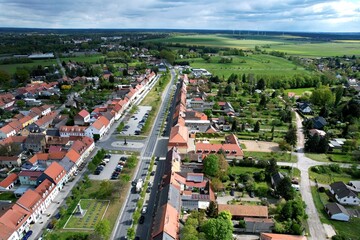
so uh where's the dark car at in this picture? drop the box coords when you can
[22,230,33,240]
[230,189,235,196]
[150,171,155,176]
[139,215,145,224]
[120,156,127,161]
[94,170,101,175]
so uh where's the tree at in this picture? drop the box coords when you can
[310,87,334,107]
[96,181,114,199]
[202,211,233,240]
[94,219,110,240]
[334,86,344,106]
[253,120,260,133]
[213,102,220,110]
[265,159,279,178]
[14,68,30,84]
[256,78,266,90]
[109,75,115,83]
[206,201,218,218]
[276,177,296,200]
[160,49,176,64]
[231,120,237,132]
[259,94,267,108]
[0,70,11,88]
[284,125,297,147]
[16,100,26,108]
[203,154,219,177]
[0,143,20,156]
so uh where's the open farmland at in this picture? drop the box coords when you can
[189,54,309,79]
[149,34,360,57]
[0,59,57,74]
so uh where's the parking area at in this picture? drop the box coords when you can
[120,106,152,136]
[89,154,128,180]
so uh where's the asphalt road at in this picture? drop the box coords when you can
[112,68,177,240]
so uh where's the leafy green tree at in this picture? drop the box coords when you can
[256,78,266,90]
[206,201,218,218]
[284,125,297,147]
[276,177,295,200]
[202,211,233,240]
[203,154,219,177]
[16,100,26,108]
[14,68,30,84]
[94,219,110,239]
[334,85,344,106]
[311,87,334,107]
[0,70,11,87]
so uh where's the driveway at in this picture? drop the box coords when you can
[89,154,126,180]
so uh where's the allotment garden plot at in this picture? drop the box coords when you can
[63,199,110,230]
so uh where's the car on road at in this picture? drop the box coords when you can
[146,186,152,193]
[150,171,155,176]
[139,215,145,224]
[142,206,147,214]
[22,230,33,240]
[148,182,152,187]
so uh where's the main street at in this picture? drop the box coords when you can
[112,68,177,240]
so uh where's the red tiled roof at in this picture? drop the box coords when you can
[0,125,15,134]
[44,162,66,184]
[218,204,268,218]
[0,204,30,234]
[18,171,43,178]
[0,173,18,188]
[260,233,307,240]
[169,125,188,145]
[152,204,179,239]
[65,149,81,164]
[16,189,41,211]
[35,111,57,127]
[35,179,55,197]
[77,109,90,118]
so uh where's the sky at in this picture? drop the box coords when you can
[0,0,359,32]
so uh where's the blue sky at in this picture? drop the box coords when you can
[0,0,359,32]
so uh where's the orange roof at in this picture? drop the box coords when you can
[19,115,32,125]
[35,179,55,197]
[152,204,179,239]
[0,124,15,134]
[16,189,41,211]
[98,116,110,126]
[77,109,90,118]
[44,162,66,184]
[218,204,268,218]
[0,204,30,233]
[91,118,104,130]
[169,125,188,145]
[260,233,307,240]
[35,111,57,127]
[59,125,87,133]
[0,173,18,188]
[28,153,48,164]
[0,222,14,240]
[65,149,81,163]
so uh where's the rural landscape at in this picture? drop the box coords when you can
[0,3,360,240]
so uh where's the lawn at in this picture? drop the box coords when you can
[0,191,17,202]
[309,167,359,184]
[311,186,360,239]
[0,59,57,74]
[64,199,109,229]
[284,87,314,95]
[189,54,309,79]
[229,166,300,178]
[305,153,354,163]
[60,55,104,63]
[244,151,296,162]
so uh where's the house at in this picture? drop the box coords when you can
[325,202,350,221]
[18,171,43,186]
[59,125,87,137]
[85,116,110,139]
[39,162,67,190]
[34,111,57,128]
[151,203,179,240]
[0,204,32,240]
[330,181,360,205]
[24,133,46,152]
[74,109,90,126]
[243,217,274,233]
[311,116,327,130]
[218,204,269,219]
[0,173,18,191]
[168,125,189,153]
[271,172,284,190]
[309,129,326,137]
[260,233,307,240]
[0,93,15,109]
[0,125,16,139]
[328,138,346,150]
[16,189,42,223]
[0,156,22,168]
[35,179,57,209]
[298,102,312,114]
[348,181,360,193]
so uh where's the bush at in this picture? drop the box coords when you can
[318,187,325,193]
[329,164,341,173]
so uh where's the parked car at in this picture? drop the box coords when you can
[139,215,145,224]
[120,156,127,161]
[150,171,155,176]
[22,230,33,240]
[142,206,147,214]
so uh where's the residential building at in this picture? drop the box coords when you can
[298,102,312,114]
[59,125,87,137]
[0,93,15,109]
[24,134,46,152]
[151,203,179,240]
[260,233,307,240]
[218,204,269,219]
[0,125,16,139]
[0,173,18,191]
[0,156,22,168]
[38,162,67,191]
[18,171,43,186]
[168,125,189,153]
[311,116,327,130]
[330,181,360,205]
[0,204,32,240]
[16,189,42,223]
[74,109,90,126]
[325,202,350,221]
[34,179,57,209]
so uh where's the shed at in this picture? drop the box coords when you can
[325,202,350,222]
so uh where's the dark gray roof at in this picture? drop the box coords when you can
[186,173,204,183]
[312,116,327,129]
[325,202,349,216]
[46,129,60,137]
[158,184,181,212]
[25,134,45,144]
[330,181,357,199]
[271,172,284,187]
[59,157,75,173]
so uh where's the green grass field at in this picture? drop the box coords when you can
[0,59,57,74]
[284,87,314,95]
[244,151,296,162]
[188,54,308,79]
[305,153,354,163]
[63,199,109,229]
[311,186,360,239]
[148,34,360,57]
[309,167,358,184]
[60,55,104,63]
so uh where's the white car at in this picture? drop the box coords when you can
[142,206,147,214]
